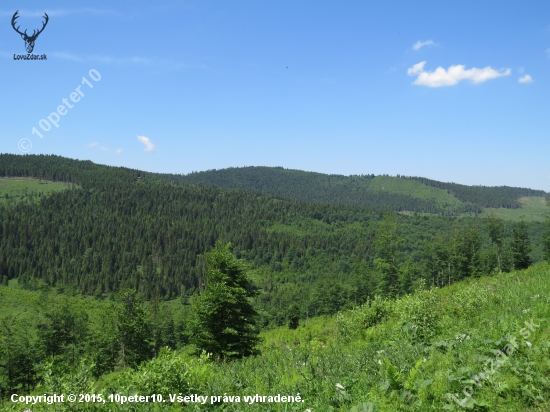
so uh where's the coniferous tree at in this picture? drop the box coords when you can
[487,214,506,272]
[374,212,403,297]
[116,289,152,368]
[190,242,260,360]
[511,218,532,270]
[287,303,300,330]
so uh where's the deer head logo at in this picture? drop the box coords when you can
[11,11,49,54]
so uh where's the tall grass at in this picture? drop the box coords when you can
[6,263,550,411]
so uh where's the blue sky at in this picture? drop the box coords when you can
[1,1,550,190]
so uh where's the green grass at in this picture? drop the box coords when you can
[368,176,465,211]
[479,196,550,222]
[7,263,550,411]
[0,177,75,205]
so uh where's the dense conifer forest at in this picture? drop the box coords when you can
[173,166,548,214]
[1,154,550,410]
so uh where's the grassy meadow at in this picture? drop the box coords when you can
[0,177,75,205]
[480,196,550,222]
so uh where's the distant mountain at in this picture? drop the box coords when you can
[155,166,548,216]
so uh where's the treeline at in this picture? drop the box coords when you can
[156,166,465,215]
[158,166,548,215]
[0,153,142,189]
[405,176,547,209]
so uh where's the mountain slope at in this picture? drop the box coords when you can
[0,154,547,322]
[10,262,549,411]
[169,166,548,216]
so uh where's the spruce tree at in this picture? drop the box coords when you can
[190,242,260,359]
[487,214,506,272]
[287,303,300,330]
[116,289,152,368]
[374,212,403,297]
[511,218,532,270]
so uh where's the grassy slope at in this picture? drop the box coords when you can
[0,177,75,205]
[202,263,550,411]
[480,196,550,222]
[368,175,464,211]
[7,263,549,411]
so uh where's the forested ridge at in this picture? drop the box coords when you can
[169,166,548,215]
[405,175,547,209]
[2,154,550,409]
[0,154,547,321]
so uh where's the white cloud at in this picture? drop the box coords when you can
[407,61,511,87]
[0,8,117,17]
[407,61,426,75]
[412,40,435,51]
[50,52,208,71]
[115,149,124,154]
[52,52,84,62]
[52,52,151,65]
[88,142,98,147]
[518,74,533,83]
[137,135,155,152]
[100,147,109,151]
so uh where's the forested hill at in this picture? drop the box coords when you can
[171,166,548,215]
[405,176,547,209]
[0,153,547,322]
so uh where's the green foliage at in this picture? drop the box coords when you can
[2,154,550,411]
[0,177,73,205]
[374,212,404,297]
[116,289,153,368]
[3,262,550,411]
[0,154,546,327]
[116,348,193,397]
[543,214,550,262]
[394,288,440,342]
[177,166,548,215]
[480,196,550,222]
[511,218,532,270]
[190,242,260,359]
[487,213,506,272]
[287,303,300,329]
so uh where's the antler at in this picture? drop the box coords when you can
[11,11,49,39]
[31,12,49,38]
[11,11,27,37]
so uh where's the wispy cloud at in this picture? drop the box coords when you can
[51,52,204,70]
[52,52,84,62]
[88,142,98,147]
[0,8,118,17]
[412,40,435,51]
[518,74,533,84]
[100,147,109,151]
[52,52,151,65]
[407,61,511,87]
[546,48,550,58]
[115,149,124,154]
[137,135,155,152]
